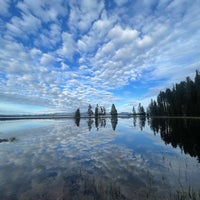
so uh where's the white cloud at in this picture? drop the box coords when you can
[76,11,116,66]
[40,53,55,66]
[0,0,10,16]
[35,23,62,50]
[17,0,68,23]
[137,35,153,48]
[6,13,41,39]
[57,32,76,60]
[108,25,139,47]
[61,62,69,70]
[68,0,104,33]
[30,48,42,58]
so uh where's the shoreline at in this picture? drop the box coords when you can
[0,115,200,120]
[149,116,200,119]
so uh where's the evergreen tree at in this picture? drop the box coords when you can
[99,106,106,115]
[147,99,158,116]
[132,106,136,115]
[103,107,106,115]
[95,104,99,117]
[138,103,145,115]
[74,108,81,126]
[195,70,200,115]
[88,104,93,117]
[147,70,200,116]
[110,104,118,116]
[75,108,80,118]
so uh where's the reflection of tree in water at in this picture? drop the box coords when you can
[87,117,94,131]
[149,118,200,162]
[74,108,81,127]
[75,117,80,127]
[95,117,99,130]
[100,118,106,128]
[111,116,118,131]
[132,116,146,130]
[133,116,137,127]
[74,117,107,131]
[139,116,146,130]
[0,137,16,143]
[95,117,106,131]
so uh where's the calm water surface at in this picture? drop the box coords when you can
[0,117,200,200]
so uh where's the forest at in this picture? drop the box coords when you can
[147,70,200,116]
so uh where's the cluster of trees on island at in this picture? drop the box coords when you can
[75,104,118,119]
[75,103,146,118]
[74,70,200,119]
[74,104,119,129]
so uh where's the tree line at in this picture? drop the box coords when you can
[147,70,200,116]
[75,103,147,119]
[75,70,200,118]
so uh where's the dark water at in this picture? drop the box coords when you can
[0,117,200,200]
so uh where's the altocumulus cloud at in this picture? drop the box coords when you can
[0,0,200,114]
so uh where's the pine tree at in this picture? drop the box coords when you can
[95,104,99,117]
[147,70,200,116]
[132,106,136,115]
[110,104,118,116]
[138,103,145,115]
[75,108,80,118]
[88,104,93,117]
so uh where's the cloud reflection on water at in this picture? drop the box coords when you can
[0,118,200,199]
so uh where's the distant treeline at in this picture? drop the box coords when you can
[147,70,200,116]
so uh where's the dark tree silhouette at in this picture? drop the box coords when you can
[99,106,106,115]
[147,70,200,116]
[110,104,118,116]
[149,118,200,162]
[74,108,80,126]
[138,103,145,115]
[95,104,99,118]
[87,118,93,131]
[75,108,80,118]
[87,104,93,117]
[132,106,136,115]
[111,116,118,131]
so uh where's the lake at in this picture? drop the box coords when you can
[0,117,200,200]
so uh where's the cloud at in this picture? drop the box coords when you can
[57,32,76,60]
[40,53,55,66]
[17,0,68,23]
[137,35,153,48]
[68,0,104,33]
[6,13,41,40]
[0,0,200,114]
[0,0,10,16]
[108,25,139,46]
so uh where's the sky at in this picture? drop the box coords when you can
[0,0,200,115]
